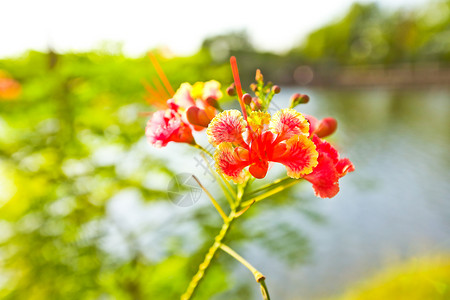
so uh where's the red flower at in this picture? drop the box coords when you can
[207,109,318,183]
[172,81,222,130]
[145,106,195,148]
[303,135,354,198]
[145,81,223,148]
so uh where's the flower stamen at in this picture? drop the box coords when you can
[230,56,248,122]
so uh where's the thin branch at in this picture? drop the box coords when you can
[240,179,299,207]
[199,152,236,208]
[219,243,270,300]
[192,175,228,222]
[245,176,292,197]
[235,200,255,218]
[192,144,213,158]
[180,180,248,300]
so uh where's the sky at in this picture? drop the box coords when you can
[1,0,429,58]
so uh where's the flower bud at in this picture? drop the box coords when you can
[250,97,262,110]
[242,93,252,105]
[205,96,220,109]
[186,106,211,128]
[255,69,263,82]
[271,85,281,94]
[315,117,337,138]
[289,93,310,108]
[226,84,236,96]
[250,83,257,92]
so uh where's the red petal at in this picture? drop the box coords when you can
[312,135,339,163]
[336,158,355,177]
[207,110,247,147]
[214,143,250,183]
[305,115,319,137]
[269,109,310,141]
[249,160,269,179]
[145,109,194,147]
[305,136,354,198]
[272,135,318,179]
[304,155,340,198]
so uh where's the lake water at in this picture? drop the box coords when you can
[105,87,450,299]
[244,87,450,299]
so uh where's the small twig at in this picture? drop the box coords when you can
[235,200,255,218]
[181,180,249,300]
[199,152,236,208]
[192,144,213,158]
[219,243,270,300]
[245,176,292,197]
[259,279,271,300]
[192,175,228,222]
[241,179,299,207]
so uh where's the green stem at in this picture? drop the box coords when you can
[219,244,265,282]
[219,244,270,300]
[241,179,299,207]
[181,183,246,300]
[192,144,213,158]
[199,153,236,208]
[192,175,228,222]
[245,176,292,198]
[181,212,236,300]
[259,280,271,300]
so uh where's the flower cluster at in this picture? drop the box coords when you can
[207,109,318,183]
[145,80,222,147]
[145,57,354,198]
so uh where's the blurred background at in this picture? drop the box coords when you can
[1,0,449,299]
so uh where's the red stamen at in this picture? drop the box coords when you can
[152,77,170,99]
[230,56,248,121]
[148,52,175,96]
[142,79,166,108]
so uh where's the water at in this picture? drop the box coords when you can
[105,87,450,299]
[246,87,450,299]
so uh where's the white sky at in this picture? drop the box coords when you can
[1,0,429,58]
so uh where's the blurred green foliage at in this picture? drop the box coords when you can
[0,50,234,299]
[200,1,450,85]
[295,1,450,65]
[0,48,317,299]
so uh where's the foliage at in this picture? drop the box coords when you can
[294,0,450,66]
[331,255,450,300]
[0,51,321,299]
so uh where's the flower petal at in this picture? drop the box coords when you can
[312,135,339,163]
[304,136,355,198]
[214,143,250,183]
[304,155,340,198]
[202,80,223,100]
[336,158,355,178]
[305,115,318,137]
[272,134,318,179]
[173,83,195,109]
[249,160,269,179]
[269,108,310,141]
[145,110,194,148]
[207,110,247,146]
